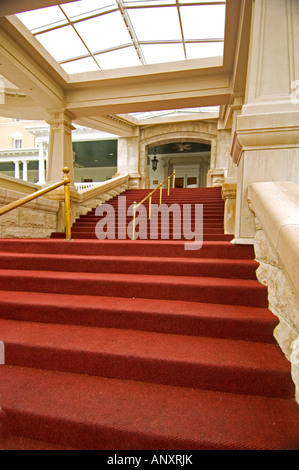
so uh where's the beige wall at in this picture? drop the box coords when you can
[0,117,44,149]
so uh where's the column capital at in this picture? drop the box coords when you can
[46,109,76,130]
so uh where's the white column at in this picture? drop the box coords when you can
[22,160,28,181]
[14,160,20,179]
[37,142,45,185]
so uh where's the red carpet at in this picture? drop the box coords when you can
[0,187,298,450]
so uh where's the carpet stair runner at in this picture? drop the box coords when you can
[0,187,298,450]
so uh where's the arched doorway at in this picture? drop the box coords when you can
[147,141,211,188]
[139,121,218,189]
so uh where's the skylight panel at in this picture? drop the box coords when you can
[128,6,182,41]
[16,6,68,33]
[95,47,142,69]
[130,111,155,119]
[185,41,223,59]
[61,57,99,74]
[61,0,118,21]
[130,106,220,119]
[124,0,175,5]
[36,25,89,62]
[74,10,132,52]
[179,0,224,3]
[141,44,185,64]
[180,4,225,40]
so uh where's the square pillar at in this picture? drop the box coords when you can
[117,135,141,188]
[46,110,76,188]
[231,0,299,242]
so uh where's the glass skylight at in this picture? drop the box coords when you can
[141,44,185,64]
[16,0,226,73]
[180,5,225,39]
[15,5,68,33]
[60,0,118,21]
[95,46,142,70]
[36,25,90,62]
[130,106,220,119]
[128,7,182,41]
[75,10,132,53]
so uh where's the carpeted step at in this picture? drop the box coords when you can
[51,232,233,241]
[0,435,75,450]
[0,290,277,343]
[77,210,225,217]
[0,269,268,307]
[0,239,256,259]
[0,365,298,450]
[0,318,293,398]
[0,252,259,279]
[71,224,226,233]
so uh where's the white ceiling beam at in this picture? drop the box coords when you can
[0,18,65,110]
[66,73,232,116]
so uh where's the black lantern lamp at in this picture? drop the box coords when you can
[151,149,159,171]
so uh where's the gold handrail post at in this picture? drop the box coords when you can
[173,169,176,189]
[159,186,162,205]
[149,194,152,219]
[62,167,72,241]
[132,201,137,240]
[167,177,170,196]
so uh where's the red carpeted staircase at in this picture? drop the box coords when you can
[0,187,298,450]
[52,187,234,241]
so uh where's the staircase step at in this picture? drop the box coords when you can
[0,253,258,279]
[0,318,293,398]
[0,239,255,259]
[0,435,74,450]
[0,365,298,450]
[51,232,233,241]
[71,224,226,233]
[0,269,268,307]
[0,290,277,343]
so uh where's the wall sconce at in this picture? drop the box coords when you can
[151,149,158,171]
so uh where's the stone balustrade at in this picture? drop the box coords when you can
[248,181,299,403]
[0,186,59,238]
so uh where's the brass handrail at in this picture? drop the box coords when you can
[132,169,176,240]
[0,167,72,241]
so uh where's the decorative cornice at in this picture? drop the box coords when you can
[107,114,136,129]
[0,148,38,159]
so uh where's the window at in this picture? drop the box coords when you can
[14,139,22,149]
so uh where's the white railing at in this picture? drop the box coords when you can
[74,182,103,191]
